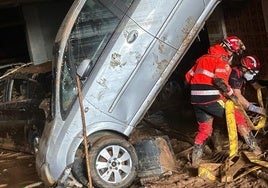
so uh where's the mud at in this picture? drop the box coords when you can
[129,116,268,188]
[0,150,41,188]
[1,108,268,188]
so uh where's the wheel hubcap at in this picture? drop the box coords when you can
[96,145,132,184]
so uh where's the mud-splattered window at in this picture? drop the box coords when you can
[60,0,133,117]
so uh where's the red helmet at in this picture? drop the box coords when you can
[222,36,246,55]
[241,55,261,71]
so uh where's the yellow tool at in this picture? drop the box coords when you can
[222,87,268,182]
[198,88,267,182]
[253,88,266,130]
[225,100,238,157]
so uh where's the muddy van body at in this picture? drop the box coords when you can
[36,0,221,187]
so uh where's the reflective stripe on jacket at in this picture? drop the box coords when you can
[185,44,232,104]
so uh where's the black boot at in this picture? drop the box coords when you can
[192,144,204,167]
[243,132,262,155]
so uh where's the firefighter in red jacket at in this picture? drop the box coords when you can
[185,36,246,167]
[229,55,266,153]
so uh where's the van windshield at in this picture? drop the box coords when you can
[60,0,133,117]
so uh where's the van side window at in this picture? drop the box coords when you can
[60,63,77,112]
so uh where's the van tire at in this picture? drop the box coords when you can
[90,136,138,188]
[72,132,122,185]
[72,133,138,188]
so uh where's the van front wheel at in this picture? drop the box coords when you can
[90,136,138,188]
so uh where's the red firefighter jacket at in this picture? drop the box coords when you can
[185,44,232,104]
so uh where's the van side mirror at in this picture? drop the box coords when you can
[76,59,92,79]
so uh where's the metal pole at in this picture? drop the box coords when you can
[76,76,92,188]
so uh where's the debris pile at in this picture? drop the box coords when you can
[128,108,268,188]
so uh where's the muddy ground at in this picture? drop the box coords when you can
[1,107,268,188]
[0,150,41,188]
[128,109,268,188]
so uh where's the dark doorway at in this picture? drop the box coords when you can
[0,7,29,64]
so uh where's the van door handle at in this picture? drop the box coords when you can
[126,30,138,43]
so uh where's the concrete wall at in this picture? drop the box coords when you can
[23,1,71,64]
